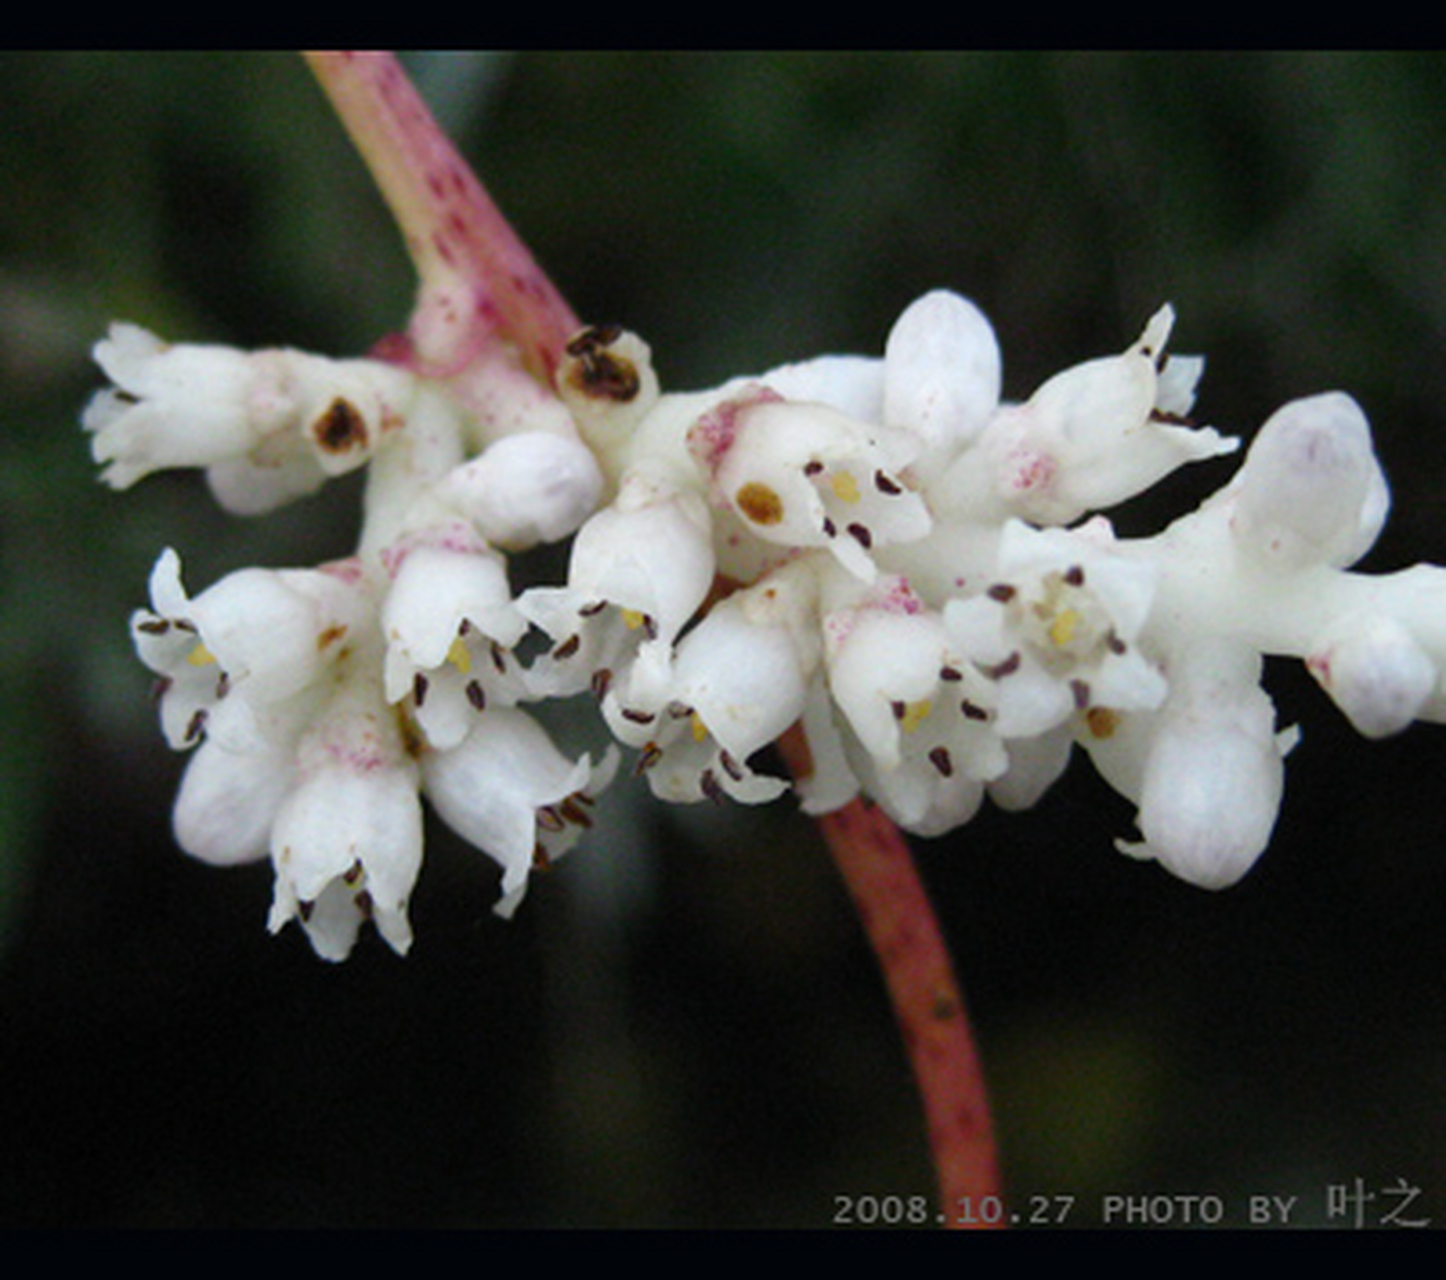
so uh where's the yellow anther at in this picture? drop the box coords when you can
[1048,608,1080,648]
[899,700,932,733]
[621,608,647,631]
[830,470,862,504]
[691,712,709,743]
[186,642,217,667]
[447,635,473,674]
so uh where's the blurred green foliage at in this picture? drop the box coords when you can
[2,50,1446,1228]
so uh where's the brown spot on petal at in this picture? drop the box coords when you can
[313,397,368,454]
[735,481,785,526]
[1086,706,1120,739]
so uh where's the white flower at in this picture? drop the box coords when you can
[131,547,369,750]
[432,429,604,551]
[883,288,1002,469]
[1305,612,1439,739]
[944,518,1167,738]
[379,523,530,751]
[687,388,932,579]
[1103,638,1293,891]
[942,305,1236,525]
[83,322,420,513]
[421,707,619,918]
[606,562,821,805]
[266,694,425,961]
[518,477,716,703]
[1223,391,1390,571]
[815,567,1007,834]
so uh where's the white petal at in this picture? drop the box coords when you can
[987,726,1074,812]
[883,289,1001,459]
[564,493,716,641]
[437,430,604,550]
[1228,391,1390,570]
[1307,613,1438,738]
[422,708,612,917]
[1121,639,1285,890]
[269,751,424,959]
[172,735,293,867]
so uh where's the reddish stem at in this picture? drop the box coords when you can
[304,51,579,382]
[780,732,1003,1226]
[304,48,1003,1226]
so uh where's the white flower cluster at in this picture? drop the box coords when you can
[86,291,1446,957]
[87,323,616,959]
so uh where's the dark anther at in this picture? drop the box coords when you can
[563,324,641,402]
[983,651,1022,680]
[700,768,725,804]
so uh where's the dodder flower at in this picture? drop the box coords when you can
[96,277,1446,951]
[107,320,621,958]
[85,322,419,514]
[542,289,1446,896]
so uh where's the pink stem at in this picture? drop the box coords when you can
[782,732,1004,1225]
[304,50,579,382]
[305,48,1004,1226]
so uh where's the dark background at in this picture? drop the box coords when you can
[2,50,1445,1229]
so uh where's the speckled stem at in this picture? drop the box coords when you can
[778,729,1003,1227]
[308,48,1003,1224]
[304,51,579,383]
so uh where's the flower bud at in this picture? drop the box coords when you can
[1307,613,1438,738]
[1122,639,1287,891]
[1229,391,1390,570]
[435,430,604,550]
[883,289,1002,463]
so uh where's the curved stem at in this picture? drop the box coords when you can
[304,51,579,381]
[829,803,1004,1224]
[304,48,1004,1228]
[779,732,1004,1226]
